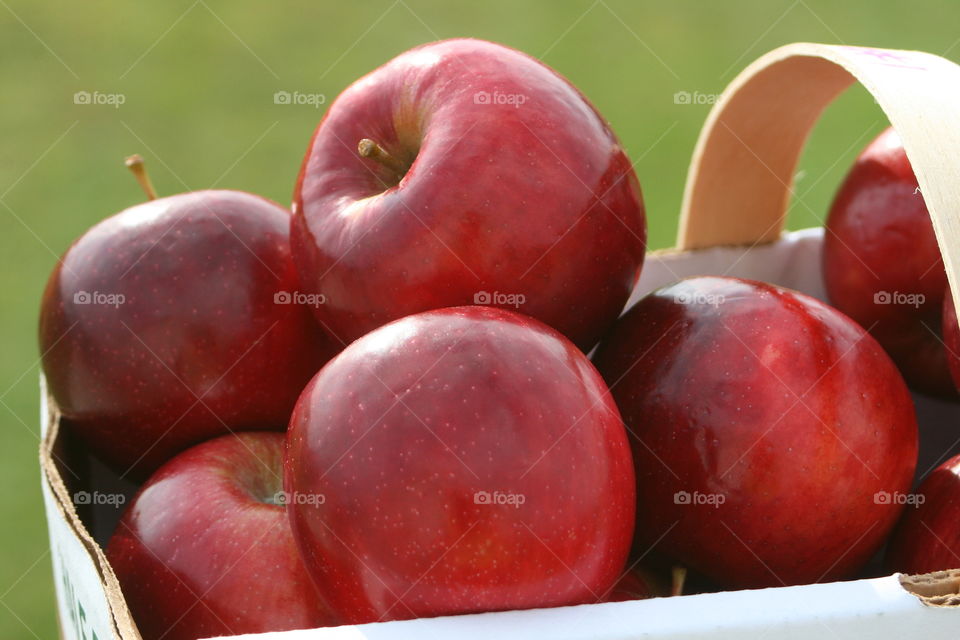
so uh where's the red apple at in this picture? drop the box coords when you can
[592,276,918,589]
[106,432,336,640]
[823,126,951,396]
[39,158,335,477]
[886,453,960,574]
[284,306,635,623]
[292,38,646,352]
[943,287,960,391]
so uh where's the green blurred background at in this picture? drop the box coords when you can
[2,1,958,636]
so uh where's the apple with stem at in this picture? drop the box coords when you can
[39,156,336,478]
[823,127,952,397]
[592,276,918,589]
[292,38,646,352]
[284,306,636,623]
[106,432,336,640]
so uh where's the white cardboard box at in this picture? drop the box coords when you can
[40,227,960,640]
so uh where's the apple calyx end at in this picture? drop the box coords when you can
[124,154,158,201]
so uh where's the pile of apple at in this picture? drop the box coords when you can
[35,38,960,640]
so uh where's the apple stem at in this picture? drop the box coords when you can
[357,138,407,177]
[671,566,687,597]
[124,154,158,201]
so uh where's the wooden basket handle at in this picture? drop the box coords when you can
[677,42,960,299]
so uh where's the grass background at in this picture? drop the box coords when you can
[2,1,959,637]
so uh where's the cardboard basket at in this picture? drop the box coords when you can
[40,42,960,639]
